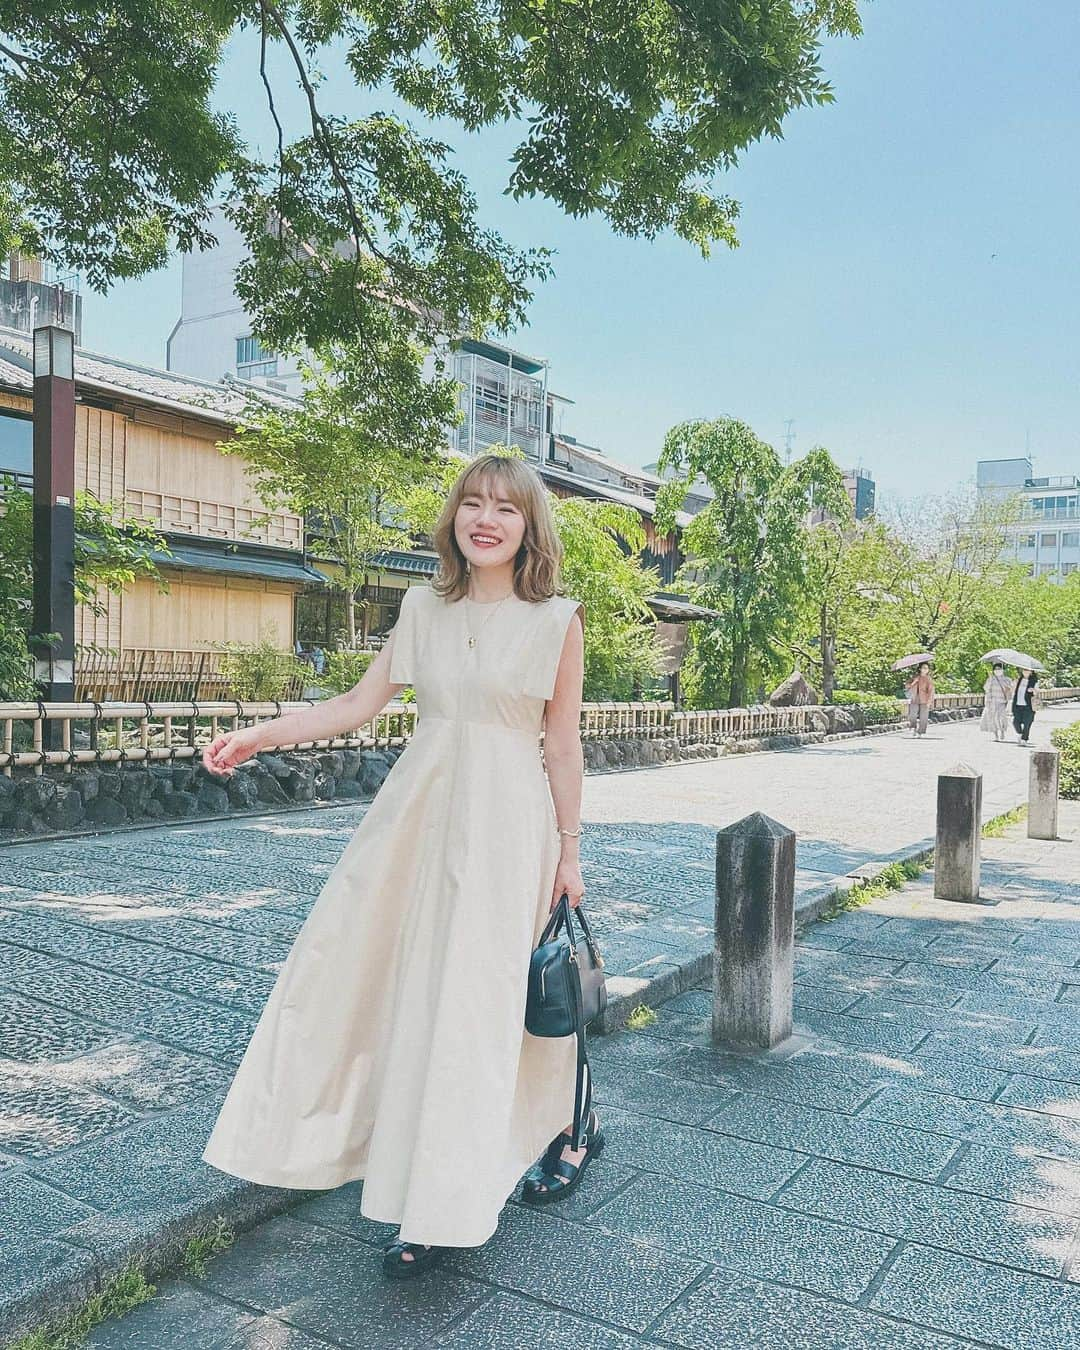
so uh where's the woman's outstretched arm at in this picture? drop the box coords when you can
[202,640,406,777]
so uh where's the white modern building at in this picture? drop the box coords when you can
[167,210,305,397]
[977,457,1080,579]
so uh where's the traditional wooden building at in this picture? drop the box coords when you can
[0,327,325,695]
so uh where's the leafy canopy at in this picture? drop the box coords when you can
[0,3,863,373]
[223,347,459,642]
[654,416,848,706]
[551,494,664,701]
[0,479,168,697]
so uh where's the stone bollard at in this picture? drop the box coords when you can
[714,812,795,1049]
[934,763,982,901]
[1028,748,1060,841]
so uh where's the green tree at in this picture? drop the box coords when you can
[790,516,899,702]
[551,495,664,700]
[935,566,1080,692]
[884,490,1022,658]
[826,492,1036,696]
[0,479,168,697]
[216,628,307,699]
[224,350,458,645]
[654,420,848,707]
[0,4,863,457]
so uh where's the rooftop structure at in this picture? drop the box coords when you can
[977,456,1080,581]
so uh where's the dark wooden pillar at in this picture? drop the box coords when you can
[31,326,77,738]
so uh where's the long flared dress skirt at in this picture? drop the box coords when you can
[202,716,578,1249]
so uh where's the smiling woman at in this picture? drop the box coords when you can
[201,453,600,1280]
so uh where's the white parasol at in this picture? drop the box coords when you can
[980,649,1045,672]
[891,652,934,672]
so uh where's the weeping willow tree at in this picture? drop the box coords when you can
[551,496,664,701]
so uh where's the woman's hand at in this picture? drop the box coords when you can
[202,725,265,778]
[551,856,585,910]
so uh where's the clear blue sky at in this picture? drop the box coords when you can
[84,0,1080,505]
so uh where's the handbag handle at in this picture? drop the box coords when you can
[538,893,603,968]
[534,893,600,1151]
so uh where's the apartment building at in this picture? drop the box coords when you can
[977,457,1080,580]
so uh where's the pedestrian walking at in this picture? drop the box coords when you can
[311,644,326,677]
[1012,668,1039,745]
[200,454,599,1279]
[905,662,934,736]
[981,663,1012,741]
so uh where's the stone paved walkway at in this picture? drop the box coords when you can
[1,706,1077,1343]
[79,801,1080,1349]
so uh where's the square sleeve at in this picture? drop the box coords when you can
[521,597,584,702]
[387,586,424,685]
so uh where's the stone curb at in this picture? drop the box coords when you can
[595,757,1047,1039]
[594,837,941,1036]
[1,1179,310,1348]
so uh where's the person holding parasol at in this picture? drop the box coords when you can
[981,649,1046,747]
[892,652,935,737]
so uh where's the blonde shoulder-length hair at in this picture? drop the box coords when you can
[432,454,563,603]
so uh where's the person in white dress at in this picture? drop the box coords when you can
[980,663,1012,741]
[200,454,601,1278]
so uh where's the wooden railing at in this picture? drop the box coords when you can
[3,690,1078,777]
[671,706,817,744]
[76,648,307,703]
[124,488,303,549]
[932,693,985,710]
[0,700,416,776]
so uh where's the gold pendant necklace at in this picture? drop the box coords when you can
[463,591,511,648]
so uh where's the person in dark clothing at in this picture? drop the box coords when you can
[1012,669,1039,745]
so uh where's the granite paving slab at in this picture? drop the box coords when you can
[776,1156,1079,1275]
[433,1293,645,1349]
[445,1203,706,1332]
[649,1269,974,1350]
[943,1144,1080,1217]
[705,1093,961,1181]
[914,1032,1080,1086]
[83,1279,260,1349]
[862,1085,1080,1160]
[192,1216,492,1348]
[586,1172,898,1302]
[870,1244,1080,1349]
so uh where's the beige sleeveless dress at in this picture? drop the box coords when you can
[203,585,582,1248]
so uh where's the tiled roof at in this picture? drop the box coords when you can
[539,462,692,529]
[0,327,299,426]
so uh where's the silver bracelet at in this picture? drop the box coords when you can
[559,827,582,838]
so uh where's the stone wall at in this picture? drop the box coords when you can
[0,747,404,840]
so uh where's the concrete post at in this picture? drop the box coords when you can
[1028,748,1060,841]
[934,763,982,901]
[714,812,795,1049]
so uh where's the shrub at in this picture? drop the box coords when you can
[215,633,307,701]
[1051,721,1080,799]
[833,689,906,725]
[320,648,377,696]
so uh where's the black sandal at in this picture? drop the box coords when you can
[520,1110,604,1206]
[382,1239,443,1280]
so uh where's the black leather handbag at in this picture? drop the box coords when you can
[525,894,606,1150]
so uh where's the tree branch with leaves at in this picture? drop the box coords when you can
[655,421,848,707]
[223,347,458,644]
[0,3,863,461]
